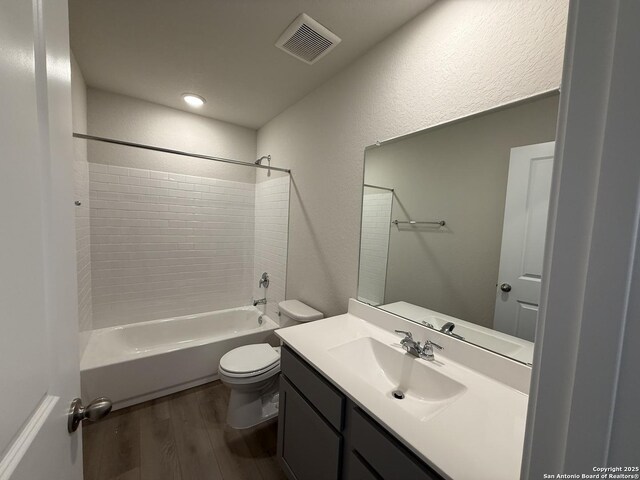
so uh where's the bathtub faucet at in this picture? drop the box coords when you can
[253,298,267,306]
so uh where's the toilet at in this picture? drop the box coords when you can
[218,300,323,429]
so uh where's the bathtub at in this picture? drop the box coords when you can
[80,306,279,410]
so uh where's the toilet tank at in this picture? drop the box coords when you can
[278,300,323,328]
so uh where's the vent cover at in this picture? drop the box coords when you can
[275,13,341,65]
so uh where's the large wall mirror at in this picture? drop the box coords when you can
[358,92,559,364]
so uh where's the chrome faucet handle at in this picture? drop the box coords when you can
[394,330,415,347]
[394,329,413,339]
[421,340,444,361]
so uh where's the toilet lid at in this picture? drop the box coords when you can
[219,343,280,375]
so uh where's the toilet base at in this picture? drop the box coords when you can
[224,375,280,429]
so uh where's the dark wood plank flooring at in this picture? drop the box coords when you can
[83,381,287,480]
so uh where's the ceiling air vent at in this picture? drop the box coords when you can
[275,13,341,65]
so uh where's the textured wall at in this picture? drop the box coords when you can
[257,0,568,317]
[253,174,291,322]
[357,189,393,305]
[71,53,93,353]
[89,163,256,328]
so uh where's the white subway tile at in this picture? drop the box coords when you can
[128,168,150,178]
[87,168,292,328]
[108,165,130,176]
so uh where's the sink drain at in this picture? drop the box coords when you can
[391,390,405,400]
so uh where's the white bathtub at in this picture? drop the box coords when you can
[80,306,279,410]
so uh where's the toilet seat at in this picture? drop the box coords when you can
[219,363,280,386]
[219,343,280,378]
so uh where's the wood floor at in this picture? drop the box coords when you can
[82,381,287,480]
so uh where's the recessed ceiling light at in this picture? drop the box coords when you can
[182,93,205,107]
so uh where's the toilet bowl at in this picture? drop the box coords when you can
[219,300,323,429]
[219,343,281,429]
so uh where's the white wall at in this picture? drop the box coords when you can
[257,0,568,317]
[87,88,257,183]
[71,53,93,353]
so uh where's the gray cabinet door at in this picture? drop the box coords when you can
[278,376,342,480]
[281,346,345,430]
[347,452,382,480]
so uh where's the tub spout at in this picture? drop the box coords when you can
[253,298,267,306]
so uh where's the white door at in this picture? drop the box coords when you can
[0,0,83,478]
[493,142,555,342]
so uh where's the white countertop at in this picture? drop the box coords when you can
[276,306,529,480]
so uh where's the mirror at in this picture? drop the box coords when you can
[358,92,559,364]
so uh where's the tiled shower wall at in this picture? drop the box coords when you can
[357,190,393,305]
[71,54,93,347]
[253,175,290,321]
[89,163,258,328]
[74,147,93,332]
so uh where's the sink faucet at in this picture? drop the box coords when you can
[253,298,267,306]
[394,330,443,361]
[395,330,422,357]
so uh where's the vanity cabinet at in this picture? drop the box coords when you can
[278,346,444,480]
[278,376,342,480]
[347,406,440,480]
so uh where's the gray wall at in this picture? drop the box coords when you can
[365,95,559,328]
[257,0,568,318]
[87,88,257,183]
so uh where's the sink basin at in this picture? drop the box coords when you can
[328,337,466,421]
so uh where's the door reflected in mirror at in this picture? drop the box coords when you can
[358,92,560,364]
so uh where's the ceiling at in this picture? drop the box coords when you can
[68,0,434,129]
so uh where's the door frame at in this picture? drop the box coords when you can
[523,0,640,475]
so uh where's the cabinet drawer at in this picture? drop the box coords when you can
[351,407,442,480]
[278,376,342,480]
[281,345,344,430]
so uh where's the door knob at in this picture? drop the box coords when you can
[67,397,112,433]
[500,283,512,293]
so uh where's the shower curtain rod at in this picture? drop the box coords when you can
[364,183,394,192]
[72,133,291,174]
